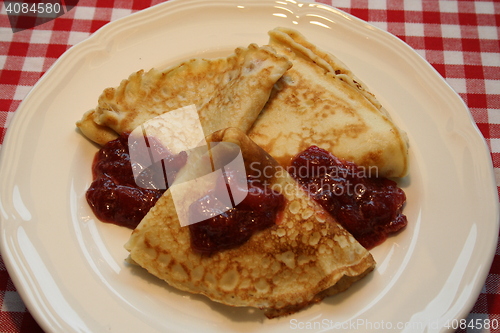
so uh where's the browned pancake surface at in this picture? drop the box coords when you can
[77,44,291,145]
[125,128,375,318]
[248,27,409,177]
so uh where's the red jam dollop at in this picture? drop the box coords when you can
[86,132,187,229]
[188,173,285,255]
[289,146,407,249]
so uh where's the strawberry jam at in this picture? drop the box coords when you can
[289,146,407,249]
[86,132,186,229]
[188,174,285,255]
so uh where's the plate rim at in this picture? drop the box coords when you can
[1,0,498,332]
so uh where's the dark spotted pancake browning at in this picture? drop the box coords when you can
[76,44,291,145]
[125,128,375,318]
[248,27,409,177]
[76,27,414,319]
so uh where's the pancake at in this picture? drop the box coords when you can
[124,127,375,318]
[77,43,292,145]
[248,27,409,178]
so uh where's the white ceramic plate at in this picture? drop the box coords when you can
[1,0,498,332]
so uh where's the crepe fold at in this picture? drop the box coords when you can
[76,43,292,145]
[248,27,409,178]
[124,127,375,318]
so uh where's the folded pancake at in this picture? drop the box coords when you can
[248,27,409,178]
[77,44,292,145]
[125,127,375,318]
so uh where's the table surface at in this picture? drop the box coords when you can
[1,0,499,332]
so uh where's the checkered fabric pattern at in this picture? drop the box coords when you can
[0,0,499,332]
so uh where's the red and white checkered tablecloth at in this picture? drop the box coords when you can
[0,0,499,332]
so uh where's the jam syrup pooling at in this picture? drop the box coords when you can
[87,137,406,251]
[188,171,286,255]
[86,133,186,229]
[289,145,407,249]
